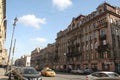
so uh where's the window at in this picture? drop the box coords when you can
[103,40,106,45]
[110,18,113,23]
[99,73,108,77]
[79,21,82,25]
[91,44,93,49]
[87,26,89,32]
[90,33,93,40]
[94,42,98,49]
[85,26,87,32]
[92,73,100,77]
[86,35,88,41]
[93,23,96,29]
[91,53,94,60]
[94,31,97,39]
[81,36,84,42]
[100,29,106,36]
[116,29,118,36]
[86,43,88,51]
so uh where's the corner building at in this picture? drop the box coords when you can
[56,3,120,72]
[0,0,7,67]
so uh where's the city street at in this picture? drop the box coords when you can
[42,72,86,80]
[0,68,86,80]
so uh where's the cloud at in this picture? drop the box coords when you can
[52,0,72,11]
[31,37,47,43]
[19,14,46,29]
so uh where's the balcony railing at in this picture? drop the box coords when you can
[97,43,111,53]
[66,51,82,57]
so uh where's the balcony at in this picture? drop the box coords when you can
[100,35,106,40]
[67,51,82,57]
[97,43,111,53]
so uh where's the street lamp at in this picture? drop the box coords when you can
[7,17,18,67]
[11,38,16,66]
[7,17,18,80]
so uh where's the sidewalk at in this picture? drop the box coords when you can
[0,68,8,80]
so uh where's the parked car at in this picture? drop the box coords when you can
[86,71,120,80]
[71,69,84,74]
[41,67,56,77]
[83,68,93,74]
[12,67,42,80]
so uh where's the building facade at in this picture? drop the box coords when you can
[15,55,31,67]
[31,48,40,69]
[0,0,7,67]
[55,2,120,72]
[30,2,120,72]
[31,44,56,70]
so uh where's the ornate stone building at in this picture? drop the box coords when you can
[55,29,68,70]
[30,2,120,72]
[15,55,31,67]
[31,48,40,69]
[31,44,55,70]
[55,2,120,72]
[0,0,7,67]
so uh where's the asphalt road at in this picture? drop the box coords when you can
[0,68,86,80]
[42,72,86,80]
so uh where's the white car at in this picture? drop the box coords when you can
[71,69,84,74]
[86,71,120,80]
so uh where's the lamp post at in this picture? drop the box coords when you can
[11,39,16,66]
[7,17,18,67]
[7,17,18,80]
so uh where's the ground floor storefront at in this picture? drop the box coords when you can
[53,60,120,73]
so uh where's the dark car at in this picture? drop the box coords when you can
[83,68,93,74]
[12,67,42,80]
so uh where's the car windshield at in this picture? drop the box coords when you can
[23,68,38,74]
[107,73,119,77]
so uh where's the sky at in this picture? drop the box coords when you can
[5,0,120,60]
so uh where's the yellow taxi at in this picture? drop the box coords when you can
[41,67,56,77]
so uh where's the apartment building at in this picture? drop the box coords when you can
[31,48,40,69]
[31,44,56,70]
[0,0,7,67]
[56,2,120,72]
[30,2,120,72]
[15,55,31,67]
